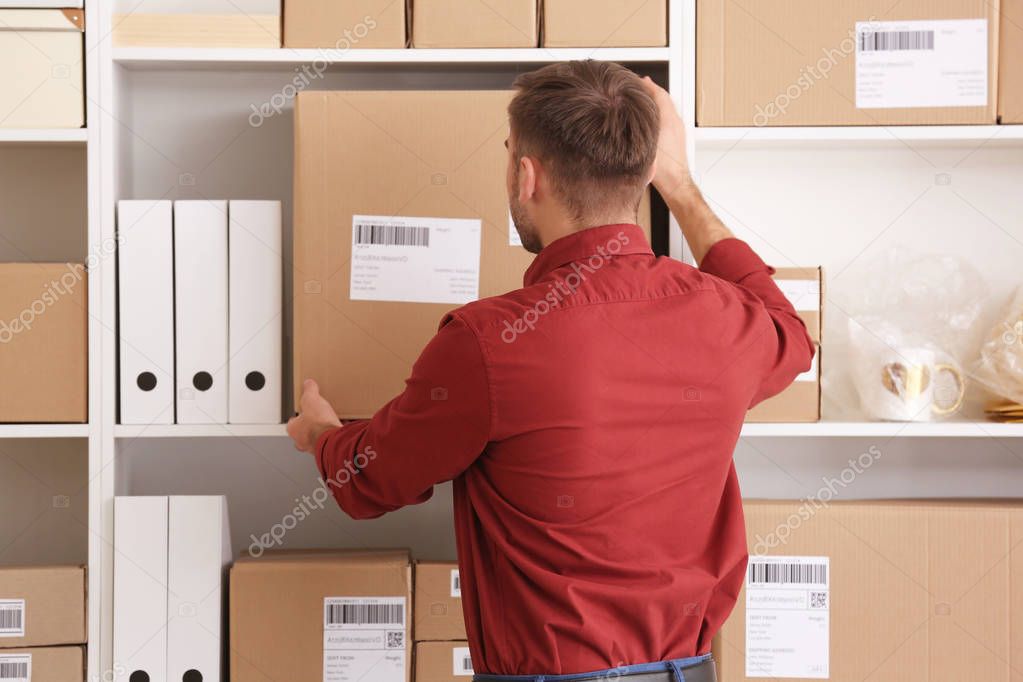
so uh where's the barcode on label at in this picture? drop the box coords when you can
[326,602,404,626]
[453,647,473,676]
[0,601,24,637]
[354,223,430,247]
[749,561,828,585]
[450,569,461,598]
[0,654,29,682]
[859,30,935,51]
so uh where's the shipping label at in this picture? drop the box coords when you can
[453,647,474,676]
[323,597,406,682]
[856,19,988,109]
[0,653,30,682]
[349,215,481,305]
[0,601,24,638]
[450,569,461,598]
[745,556,829,678]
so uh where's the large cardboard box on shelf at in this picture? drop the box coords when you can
[414,561,465,641]
[0,9,84,128]
[293,89,652,418]
[697,0,999,126]
[712,499,1023,681]
[1000,0,1023,123]
[284,0,406,48]
[0,566,86,648]
[230,549,412,682]
[543,0,667,47]
[111,0,281,48]
[416,641,475,682]
[412,0,537,48]
[0,264,88,423]
[745,267,822,423]
[0,646,84,682]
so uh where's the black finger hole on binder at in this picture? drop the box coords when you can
[192,371,213,392]
[136,372,157,392]
[245,371,266,391]
[183,670,203,682]
[130,672,150,682]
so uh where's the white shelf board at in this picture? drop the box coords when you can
[112,46,672,70]
[0,128,87,144]
[696,125,1023,146]
[741,421,1023,438]
[0,424,89,439]
[115,423,288,438]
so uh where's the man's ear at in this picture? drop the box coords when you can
[518,156,538,204]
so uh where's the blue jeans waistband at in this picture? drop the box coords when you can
[473,654,713,682]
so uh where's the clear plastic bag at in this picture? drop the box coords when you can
[972,287,1023,406]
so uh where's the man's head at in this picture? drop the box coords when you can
[507,60,659,253]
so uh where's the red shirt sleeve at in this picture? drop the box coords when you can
[314,313,491,519]
[699,238,816,406]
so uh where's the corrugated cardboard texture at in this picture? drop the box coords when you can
[1,646,84,681]
[230,549,412,682]
[543,0,667,47]
[414,562,465,641]
[284,0,406,48]
[697,0,999,126]
[294,90,653,418]
[1001,0,1023,122]
[415,641,470,682]
[745,267,821,423]
[714,500,1023,681]
[0,264,87,423]
[412,0,537,47]
[0,566,86,647]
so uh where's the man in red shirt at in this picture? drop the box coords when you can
[288,61,814,682]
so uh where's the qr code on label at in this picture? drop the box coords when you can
[809,591,828,609]
[386,631,405,649]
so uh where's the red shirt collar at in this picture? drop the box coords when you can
[523,224,654,287]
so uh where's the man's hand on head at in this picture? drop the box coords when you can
[287,379,343,455]
[641,76,694,199]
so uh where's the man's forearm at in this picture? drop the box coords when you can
[657,175,733,265]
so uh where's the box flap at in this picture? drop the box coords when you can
[0,8,84,31]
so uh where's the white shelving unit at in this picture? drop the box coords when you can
[0,0,1017,680]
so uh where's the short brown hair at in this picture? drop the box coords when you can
[509,60,658,223]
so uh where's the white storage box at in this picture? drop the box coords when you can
[0,9,84,128]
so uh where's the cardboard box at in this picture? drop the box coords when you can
[415,641,475,682]
[1000,0,1023,122]
[714,500,1023,681]
[412,0,537,48]
[745,267,822,423]
[0,646,84,682]
[112,0,281,48]
[0,566,86,648]
[0,264,87,423]
[230,549,412,682]
[697,0,999,126]
[284,0,406,48]
[0,9,84,128]
[294,90,651,418]
[414,562,465,641]
[543,0,666,47]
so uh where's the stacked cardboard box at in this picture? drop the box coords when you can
[697,0,999,126]
[112,0,281,48]
[414,562,473,682]
[746,267,822,423]
[413,0,538,48]
[0,565,87,682]
[0,264,87,423]
[230,549,412,682]
[713,500,1023,681]
[543,0,667,47]
[293,89,652,419]
[284,0,406,48]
